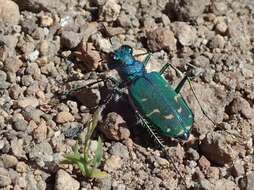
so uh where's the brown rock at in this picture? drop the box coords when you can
[1,154,18,168]
[104,155,123,172]
[0,0,20,25]
[99,0,121,22]
[200,131,238,165]
[100,112,129,141]
[16,162,29,173]
[231,160,245,177]
[198,156,210,171]
[214,179,239,190]
[207,167,220,179]
[17,97,39,108]
[147,27,176,51]
[55,169,80,190]
[33,121,48,141]
[76,42,102,71]
[172,22,197,46]
[229,96,254,119]
[56,112,74,123]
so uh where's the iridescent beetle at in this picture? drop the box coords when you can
[112,45,194,141]
[63,44,214,186]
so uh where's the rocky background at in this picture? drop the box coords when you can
[0,0,254,189]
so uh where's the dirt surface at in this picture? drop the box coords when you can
[0,0,254,189]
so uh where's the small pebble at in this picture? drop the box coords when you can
[55,169,80,190]
[56,112,75,123]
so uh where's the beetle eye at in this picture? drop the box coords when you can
[122,45,133,55]
[179,131,190,141]
[110,53,118,61]
[126,46,133,55]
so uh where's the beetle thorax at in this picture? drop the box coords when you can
[120,60,146,79]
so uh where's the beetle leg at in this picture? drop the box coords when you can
[186,77,216,125]
[175,76,216,125]
[175,76,188,93]
[142,53,153,67]
[159,62,184,77]
[135,110,187,186]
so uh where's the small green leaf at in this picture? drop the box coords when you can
[61,108,106,179]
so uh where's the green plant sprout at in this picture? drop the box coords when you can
[62,109,107,179]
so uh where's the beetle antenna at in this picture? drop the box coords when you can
[186,77,217,125]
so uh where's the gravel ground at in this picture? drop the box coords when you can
[0,0,254,189]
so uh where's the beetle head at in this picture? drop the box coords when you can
[111,45,133,65]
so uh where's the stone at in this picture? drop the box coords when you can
[15,0,66,12]
[96,176,112,190]
[207,167,220,180]
[11,139,26,159]
[12,117,27,131]
[215,21,228,35]
[0,0,20,25]
[214,179,239,190]
[211,2,228,15]
[26,50,39,62]
[1,154,18,168]
[29,142,53,167]
[22,106,43,123]
[198,156,210,171]
[228,17,251,49]
[172,0,210,20]
[78,42,102,71]
[208,34,225,49]
[231,160,245,177]
[55,169,80,190]
[17,97,39,108]
[200,132,237,165]
[0,70,7,81]
[100,112,129,141]
[9,84,23,100]
[100,0,121,22]
[187,148,200,161]
[147,27,176,51]
[40,15,54,27]
[56,111,75,123]
[33,121,48,141]
[39,40,49,56]
[61,31,82,49]
[229,96,254,119]
[172,22,197,46]
[0,167,11,187]
[4,57,23,73]
[104,155,123,172]
[109,142,129,159]
[244,172,254,190]
[198,178,213,190]
[16,162,29,173]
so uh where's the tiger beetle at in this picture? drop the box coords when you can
[64,45,215,187]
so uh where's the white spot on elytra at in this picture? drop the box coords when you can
[174,94,180,102]
[177,107,182,113]
[178,129,184,135]
[141,98,148,102]
[166,128,171,132]
[164,114,174,120]
[146,109,160,117]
